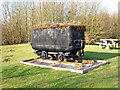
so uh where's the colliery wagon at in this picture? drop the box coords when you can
[30,24,86,61]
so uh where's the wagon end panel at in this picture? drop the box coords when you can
[69,26,85,52]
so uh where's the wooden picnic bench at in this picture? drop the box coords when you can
[96,39,119,49]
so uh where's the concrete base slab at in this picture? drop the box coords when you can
[20,58,110,74]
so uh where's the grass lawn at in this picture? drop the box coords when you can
[1,44,119,88]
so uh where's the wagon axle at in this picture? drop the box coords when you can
[35,50,83,62]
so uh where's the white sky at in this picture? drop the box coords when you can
[98,0,119,14]
[0,0,119,14]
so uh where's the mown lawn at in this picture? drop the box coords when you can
[1,44,119,88]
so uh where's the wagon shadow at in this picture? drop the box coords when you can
[110,47,120,50]
[81,51,118,60]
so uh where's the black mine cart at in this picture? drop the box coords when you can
[30,24,86,61]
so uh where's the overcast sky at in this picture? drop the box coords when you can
[0,0,119,14]
[98,0,119,14]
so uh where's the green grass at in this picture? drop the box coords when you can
[1,44,119,88]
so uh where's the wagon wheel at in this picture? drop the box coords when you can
[41,51,48,60]
[57,53,64,61]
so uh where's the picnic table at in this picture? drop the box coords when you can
[97,39,119,49]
